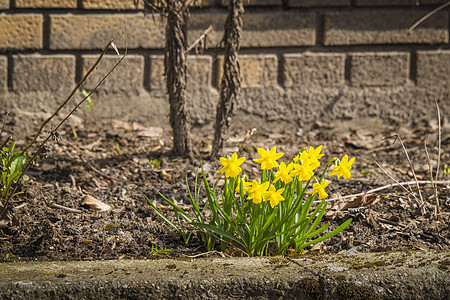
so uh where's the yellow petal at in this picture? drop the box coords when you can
[236,156,246,166]
[219,157,228,164]
[257,148,268,157]
[341,155,349,164]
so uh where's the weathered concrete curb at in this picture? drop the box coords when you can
[1,251,449,299]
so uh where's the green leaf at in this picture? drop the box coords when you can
[144,195,189,243]
[360,169,376,176]
[299,218,352,250]
[156,191,192,223]
[191,222,245,248]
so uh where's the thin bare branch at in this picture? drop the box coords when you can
[1,38,128,220]
[0,112,9,138]
[0,136,11,150]
[409,1,450,31]
[187,25,212,53]
[424,141,440,217]
[390,135,425,212]
[21,39,115,154]
[0,113,11,149]
[435,100,441,183]
[374,160,423,207]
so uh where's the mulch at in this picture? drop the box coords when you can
[1,119,449,261]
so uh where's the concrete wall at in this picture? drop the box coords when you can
[0,0,449,136]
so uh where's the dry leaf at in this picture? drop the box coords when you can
[81,195,111,212]
[326,194,380,218]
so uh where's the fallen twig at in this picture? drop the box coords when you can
[184,250,229,258]
[51,203,82,213]
[314,180,450,204]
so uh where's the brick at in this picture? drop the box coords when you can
[350,52,409,86]
[0,56,6,93]
[12,55,76,92]
[282,53,345,88]
[149,56,164,91]
[0,0,9,9]
[220,0,282,6]
[355,0,415,5]
[149,55,212,91]
[189,13,315,48]
[324,11,448,45]
[81,55,144,93]
[287,0,350,7]
[0,15,43,50]
[216,55,278,88]
[186,56,213,90]
[16,0,77,8]
[416,50,450,86]
[49,14,165,50]
[81,0,143,10]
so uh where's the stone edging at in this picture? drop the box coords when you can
[1,251,449,299]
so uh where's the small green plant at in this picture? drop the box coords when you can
[147,145,353,256]
[81,89,93,128]
[360,168,376,176]
[444,167,449,176]
[150,244,171,257]
[149,158,161,168]
[82,89,93,111]
[1,141,28,206]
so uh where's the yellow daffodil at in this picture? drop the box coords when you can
[264,185,285,208]
[217,152,246,178]
[253,146,284,170]
[235,177,251,194]
[273,162,294,184]
[329,155,355,179]
[247,181,270,204]
[304,145,324,168]
[294,146,323,170]
[308,180,330,199]
[290,158,315,181]
[305,145,324,160]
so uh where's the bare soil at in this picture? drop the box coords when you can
[1,119,449,262]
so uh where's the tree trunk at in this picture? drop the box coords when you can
[165,0,192,157]
[211,0,244,157]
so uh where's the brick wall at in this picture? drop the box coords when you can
[0,0,449,133]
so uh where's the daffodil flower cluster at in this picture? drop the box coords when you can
[148,145,354,257]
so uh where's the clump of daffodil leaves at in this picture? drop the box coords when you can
[146,145,354,256]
